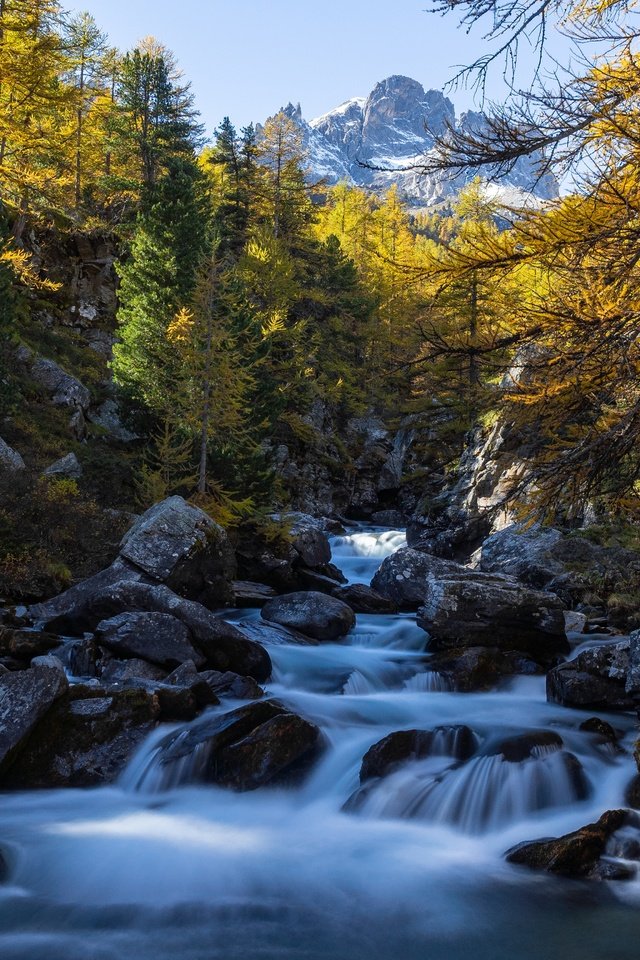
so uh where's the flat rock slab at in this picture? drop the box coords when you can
[261,591,355,641]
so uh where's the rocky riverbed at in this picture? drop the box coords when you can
[0,500,640,959]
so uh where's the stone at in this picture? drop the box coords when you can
[417,571,567,660]
[0,657,68,777]
[42,452,82,480]
[232,580,277,606]
[370,548,460,609]
[100,658,168,684]
[0,626,60,661]
[625,774,640,809]
[96,611,203,668]
[3,687,159,788]
[579,717,619,744]
[235,619,319,647]
[485,730,564,763]
[564,611,588,634]
[119,496,236,605]
[0,437,25,474]
[29,580,272,682]
[546,640,634,710]
[152,699,321,790]
[506,809,630,879]
[88,399,138,442]
[30,357,90,411]
[272,512,332,567]
[331,583,398,614]
[360,725,478,782]
[200,670,264,700]
[262,591,355,642]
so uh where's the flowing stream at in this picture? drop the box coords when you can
[1,526,640,959]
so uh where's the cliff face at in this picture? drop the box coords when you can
[278,75,558,208]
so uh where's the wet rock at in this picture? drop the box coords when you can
[118,496,236,605]
[153,699,321,790]
[96,611,203,668]
[232,580,277,607]
[55,637,101,678]
[236,619,319,647]
[360,725,478,781]
[261,591,355,642]
[0,626,60,661]
[417,572,567,660]
[164,661,222,706]
[0,657,69,776]
[486,730,563,763]
[546,640,633,710]
[579,717,619,744]
[3,687,159,788]
[272,512,332,567]
[370,548,460,609]
[235,514,338,593]
[370,509,404,527]
[0,438,25,474]
[625,775,640,809]
[30,356,90,411]
[427,647,508,692]
[331,583,397,614]
[29,580,272,683]
[506,809,630,879]
[42,452,82,480]
[199,670,264,701]
[100,658,167,684]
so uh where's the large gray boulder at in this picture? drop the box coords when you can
[370,548,461,609]
[43,452,82,479]
[546,639,635,710]
[261,591,355,641]
[0,437,25,474]
[96,611,204,668]
[0,657,68,777]
[119,496,236,604]
[417,570,568,660]
[29,579,272,682]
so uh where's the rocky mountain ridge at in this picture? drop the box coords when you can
[278,75,558,209]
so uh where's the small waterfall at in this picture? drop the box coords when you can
[357,749,591,833]
[342,670,378,695]
[403,671,450,692]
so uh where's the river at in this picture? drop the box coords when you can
[0,526,639,960]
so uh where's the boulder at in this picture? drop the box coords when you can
[417,571,567,660]
[370,548,460,609]
[546,640,634,710]
[485,730,563,762]
[119,496,236,605]
[151,699,321,790]
[0,438,25,474]
[261,591,355,641]
[360,725,478,782]
[579,717,619,744]
[3,686,159,788]
[0,626,60,661]
[100,657,167,684]
[232,580,277,607]
[331,583,397,614]
[506,809,630,879]
[0,657,68,777]
[29,580,272,682]
[198,669,264,701]
[96,611,204,668]
[42,452,82,480]
[235,619,318,647]
[30,357,90,411]
[235,514,338,593]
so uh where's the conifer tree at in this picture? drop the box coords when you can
[112,156,209,415]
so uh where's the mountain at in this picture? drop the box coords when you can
[277,76,558,209]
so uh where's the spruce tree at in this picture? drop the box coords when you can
[112,156,209,417]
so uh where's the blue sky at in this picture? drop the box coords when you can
[65,0,574,137]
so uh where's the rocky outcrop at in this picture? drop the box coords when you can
[149,699,322,791]
[29,579,272,682]
[546,638,638,710]
[0,657,68,777]
[261,591,355,641]
[417,571,567,660]
[506,809,634,880]
[27,354,91,412]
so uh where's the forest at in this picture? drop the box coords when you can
[2,1,640,959]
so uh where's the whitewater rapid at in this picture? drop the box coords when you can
[0,525,639,960]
